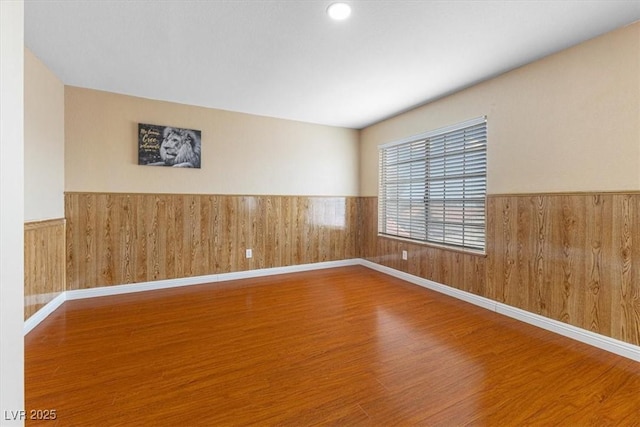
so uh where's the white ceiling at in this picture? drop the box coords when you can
[25,0,640,129]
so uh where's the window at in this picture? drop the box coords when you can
[378,117,487,252]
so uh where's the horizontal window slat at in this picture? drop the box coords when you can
[379,117,486,251]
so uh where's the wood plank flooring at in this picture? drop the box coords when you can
[25,266,640,426]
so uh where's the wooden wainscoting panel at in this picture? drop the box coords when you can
[486,195,515,304]
[264,196,279,268]
[65,193,359,290]
[555,195,587,328]
[464,253,486,296]
[359,197,486,295]
[514,196,534,311]
[24,218,66,320]
[357,197,377,261]
[611,194,640,345]
[117,193,136,284]
[489,193,640,346]
[583,194,615,338]
[531,195,553,319]
[95,194,114,286]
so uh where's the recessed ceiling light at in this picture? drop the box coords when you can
[327,3,351,21]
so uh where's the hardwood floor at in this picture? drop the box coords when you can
[25,266,639,426]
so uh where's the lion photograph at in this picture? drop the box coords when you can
[138,123,202,168]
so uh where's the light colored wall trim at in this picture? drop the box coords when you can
[23,292,65,335]
[25,259,360,334]
[360,259,497,311]
[64,259,359,301]
[24,258,640,362]
[360,259,640,362]
[493,303,640,363]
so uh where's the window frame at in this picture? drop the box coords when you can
[377,116,487,254]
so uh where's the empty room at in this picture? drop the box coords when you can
[2,0,640,425]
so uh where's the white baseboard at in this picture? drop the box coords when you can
[359,259,498,312]
[23,292,66,335]
[65,273,220,301]
[25,259,361,334]
[210,259,360,282]
[359,259,640,362]
[494,302,640,362]
[64,259,360,302]
[24,258,639,362]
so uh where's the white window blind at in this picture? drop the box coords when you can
[378,117,487,252]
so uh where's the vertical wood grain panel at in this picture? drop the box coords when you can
[346,198,358,259]
[222,194,234,271]
[418,246,436,285]
[210,195,223,271]
[148,194,160,279]
[304,198,317,263]
[164,195,177,279]
[263,196,277,268]
[611,194,640,344]
[280,196,292,267]
[316,198,326,263]
[200,195,213,276]
[585,195,614,337]
[556,195,586,326]
[119,194,135,284]
[24,219,66,319]
[356,197,373,261]
[154,195,168,280]
[500,197,517,305]
[442,250,463,291]
[134,194,148,284]
[82,193,97,289]
[486,196,517,304]
[531,195,552,318]
[65,194,79,289]
[630,196,640,345]
[464,253,485,296]
[95,194,113,286]
[288,197,300,267]
[516,196,533,313]
[294,197,305,264]
[631,196,640,345]
[273,196,285,266]
[485,196,497,300]
[189,194,203,277]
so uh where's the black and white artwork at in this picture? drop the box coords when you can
[138,123,201,168]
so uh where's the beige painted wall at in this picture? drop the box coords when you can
[360,22,640,196]
[24,48,65,220]
[65,87,359,196]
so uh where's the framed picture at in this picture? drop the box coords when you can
[138,123,201,168]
